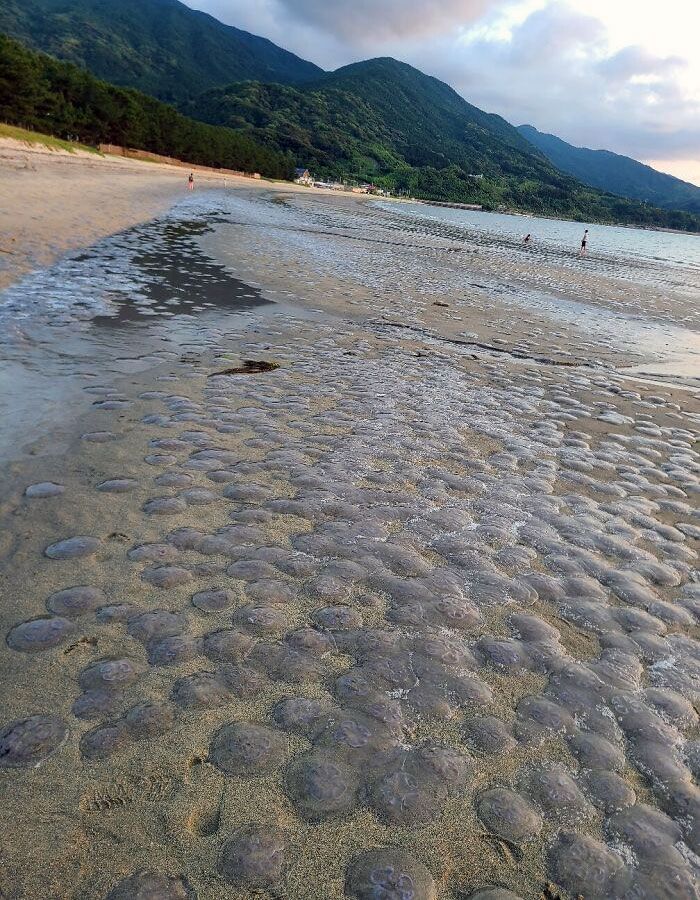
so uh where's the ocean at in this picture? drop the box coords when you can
[382,201,700,272]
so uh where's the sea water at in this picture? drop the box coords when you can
[380,200,700,272]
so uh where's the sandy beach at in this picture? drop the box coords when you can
[1,145,699,900]
[0,138,292,291]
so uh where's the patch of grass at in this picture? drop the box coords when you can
[0,123,102,154]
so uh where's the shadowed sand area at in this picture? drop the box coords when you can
[1,163,699,899]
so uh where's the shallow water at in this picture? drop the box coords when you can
[0,199,276,461]
[211,191,700,378]
[3,190,699,357]
[381,201,700,272]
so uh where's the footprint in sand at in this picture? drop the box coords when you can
[183,756,224,839]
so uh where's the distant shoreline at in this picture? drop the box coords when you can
[411,196,700,236]
[2,132,696,300]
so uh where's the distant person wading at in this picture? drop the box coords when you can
[580,229,589,256]
[188,173,194,191]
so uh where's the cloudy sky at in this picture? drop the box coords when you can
[184,0,700,185]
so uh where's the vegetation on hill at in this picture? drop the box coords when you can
[0,35,295,178]
[0,0,322,104]
[519,125,700,215]
[192,59,700,231]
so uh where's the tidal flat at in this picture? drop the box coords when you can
[1,186,699,899]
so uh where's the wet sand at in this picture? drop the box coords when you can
[1,177,699,900]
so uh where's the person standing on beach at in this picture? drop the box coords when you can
[188,173,194,191]
[580,229,589,256]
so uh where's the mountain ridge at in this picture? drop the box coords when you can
[0,0,323,103]
[0,33,295,179]
[518,124,700,214]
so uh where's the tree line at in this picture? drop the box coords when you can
[193,75,700,232]
[0,33,295,178]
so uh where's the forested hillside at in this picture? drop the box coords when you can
[519,125,700,214]
[0,0,322,104]
[0,34,294,178]
[192,59,700,230]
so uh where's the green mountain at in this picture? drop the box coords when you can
[0,0,322,104]
[191,59,557,190]
[190,59,700,230]
[518,124,700,214]
[0,34,294,178]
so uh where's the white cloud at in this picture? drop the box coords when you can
[408,3,700,168]
[597,46,686,84]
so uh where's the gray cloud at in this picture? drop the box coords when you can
[597,45,685,82]
[186,0,499,67]
[185,0,352,68]
[495,4,605,63]
[274,0,495,43]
